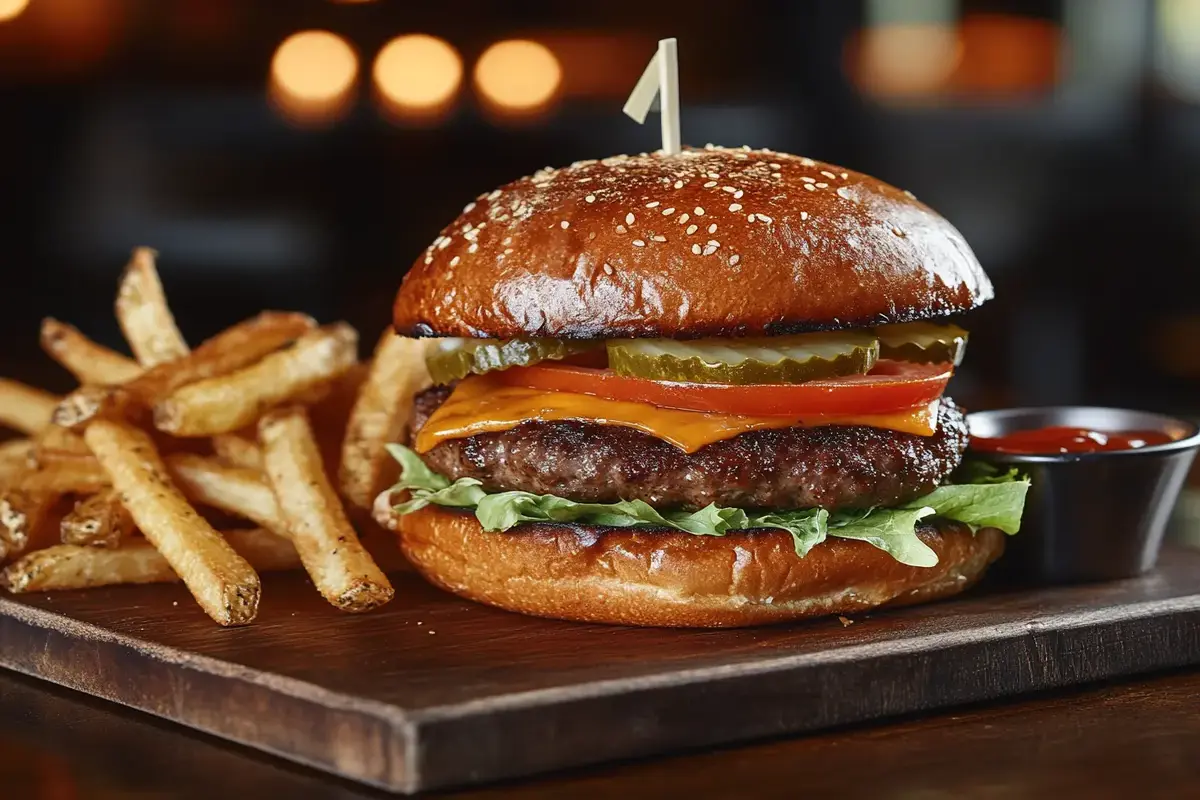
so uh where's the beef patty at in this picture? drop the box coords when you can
[410,386,968,511]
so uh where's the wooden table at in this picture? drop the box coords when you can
[2,666,1196,798]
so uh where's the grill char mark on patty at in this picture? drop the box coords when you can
[409,385,968,512]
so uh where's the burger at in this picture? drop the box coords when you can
[376,145,1028,628]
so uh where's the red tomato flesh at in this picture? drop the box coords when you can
[492,359,952,417]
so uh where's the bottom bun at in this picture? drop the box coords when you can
[394,505,1006,628]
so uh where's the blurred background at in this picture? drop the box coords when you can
[0,0,1198,418]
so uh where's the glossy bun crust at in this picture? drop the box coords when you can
[393,146,992,339]
[393,505,1005,627]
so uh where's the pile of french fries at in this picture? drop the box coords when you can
[0,247,430,626]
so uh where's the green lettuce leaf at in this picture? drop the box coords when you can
[902,482,1028,533]
[828,507,939,567]
[384,445,1029,568]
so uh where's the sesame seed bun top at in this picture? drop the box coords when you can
[392,145,992,339]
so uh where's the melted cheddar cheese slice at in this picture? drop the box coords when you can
[415,376,939,454]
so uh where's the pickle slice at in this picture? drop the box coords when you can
[425,338,600,385]
[875,322,968,366]
[607,332,879,385]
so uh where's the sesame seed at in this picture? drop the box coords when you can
[729,203,742,212]
[694,206,705,215]
[734,190,744,199]
[651,234,667,242]
[815,182,828,189]
[424,255,432,264]
[904,189,916,199]
[602,263,614,275]
[804,184,816,192]
[708,223,717,234]
[841,172,849,179]
[704,181,718,188]
[722,186,737,194]
[633,239,646,247]
[502,236,512,245]
[691,244,702,255]
[626,213,635,225]
[892,227,905,237]
[757,214,774,224]
[504,248,514,254]
[464,229,479,241]
[449,256,461,266]
[686,224,698,234]
[734,153,748,160]
[437,238,451,250]
[769,162,781,169]
[678,212,690,224]
[771,172,782,179]
[801,211,809,220]
[487,189,502,200]
[837,187,853,200]
[662,207,675,216]
[741,144,751,151]
[616,224,627,234]
[463,202,477,213]
[468,243,479,253]
[586,194,596,203]
[646,201,660,208]
[800,176,816,183]
[821,171,836,179]
[703,241,720,255]
[560,221,570,229]
[707,172,720,179]
[747,213,756,222]
[729,254,741,266]
[674,180,684,189]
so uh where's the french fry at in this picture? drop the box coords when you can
[259,406,393,612]
[48,314,316,432]
[83,419,260,626]
[51,385,141,431]
[2,530,300,593]
[0,488,55,558]
[166,454,284,534]
[40,318,143,385]
[339,333,431,510]
[0,439,33,486]
[60,489,135,548]
[24,455,110,495]
[0,378,58,435]
[34,426,91,458]
[153,323,359,437]
[211,433,263,471]
[115,247,190,367]
[124,311,316,405]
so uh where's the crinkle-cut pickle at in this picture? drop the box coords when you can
[875,322,968,366]
[606,332,879,385]
[425,338,599,385]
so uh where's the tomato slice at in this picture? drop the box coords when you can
[492,359,952,417]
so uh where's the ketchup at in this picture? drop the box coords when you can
[970,426,1174,455]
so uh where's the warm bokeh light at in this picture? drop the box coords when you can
[373,34,462,118]
[474,39,562,113]
[955,14,1060,95]
[270,30,358,102]
[848,24,963,100]
[0,0,30,23]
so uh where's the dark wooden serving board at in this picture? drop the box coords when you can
[2,547,1200,795]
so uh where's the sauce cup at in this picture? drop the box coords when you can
[965,406,1200,584]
